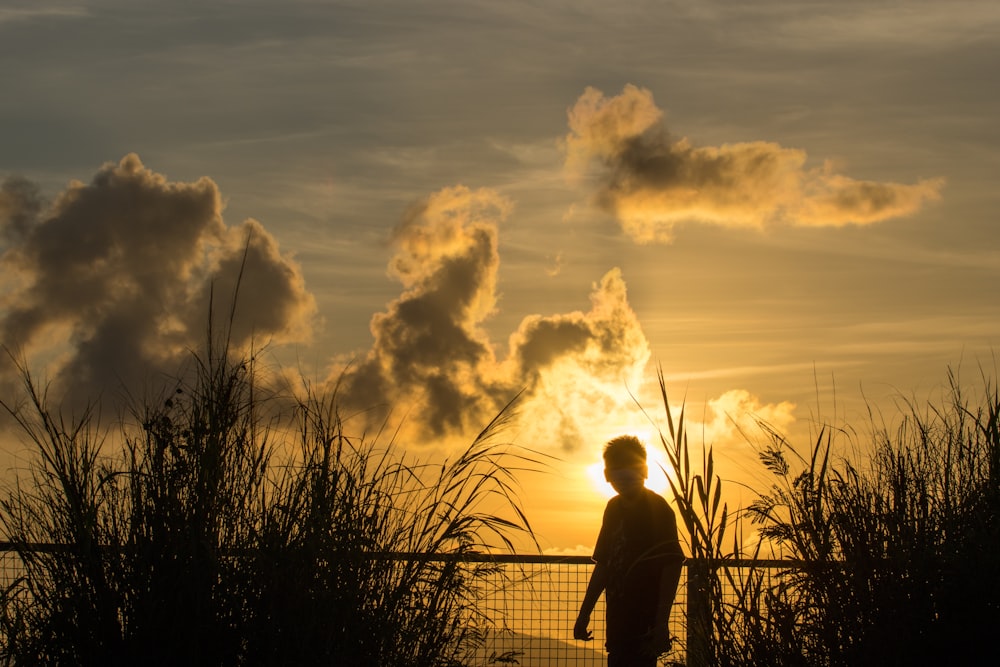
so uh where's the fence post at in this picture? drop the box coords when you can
[685,559,712,667]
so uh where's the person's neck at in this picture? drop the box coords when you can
[617,486,646,502]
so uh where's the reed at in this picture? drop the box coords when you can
[0,345,537,666]
[653,365,1000,666]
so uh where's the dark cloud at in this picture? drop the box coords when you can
[0,154,315,413]
[186,218,316,350]
[565,85,944,242]
[2,157,653,450]
[336,186,514,438]
[335,186,651,449]
[0,176,44,243]
[509,269,649,387]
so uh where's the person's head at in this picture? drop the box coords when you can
[603,435,648,497]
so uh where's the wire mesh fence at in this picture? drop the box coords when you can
[0,544,792,666]
[465,556,606,667]
[464,554,689,667]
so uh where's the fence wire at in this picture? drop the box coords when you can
[0,546,714,666]
[464,555,689,667]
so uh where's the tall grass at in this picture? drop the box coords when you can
[653,366,1000,666]
[0,346,537,666]
[5,334,998,667]
[649,368,730,667]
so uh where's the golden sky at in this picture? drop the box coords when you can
[1,0,998,553]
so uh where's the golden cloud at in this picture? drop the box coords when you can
[566,84,944,242]
[334,187,654,450]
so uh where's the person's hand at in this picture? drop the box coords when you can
[573,612,593,641]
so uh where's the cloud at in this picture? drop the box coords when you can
[333,186,652,449]
[1,155,799,459]
[0,7,87,25]
[0,176,43,243]
[0,158,655,451]
[504,267,652,450]
[335,186,513,438]
[565,84,944,242]
[702,389,797,446]
[0,154,316,413]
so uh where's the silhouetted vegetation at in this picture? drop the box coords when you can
[3,332,999,667]
[0,345,537,667]
[656,367,1000,666]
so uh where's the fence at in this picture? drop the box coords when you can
[0,544,787,667]
[464,554,795,667]
[459,553,688,667]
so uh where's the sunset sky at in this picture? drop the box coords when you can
[2,0,998,553]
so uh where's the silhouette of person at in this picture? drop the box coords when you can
[574,435,684,667]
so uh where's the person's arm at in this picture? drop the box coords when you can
[646,501,685,654]
[640,556,683,656]
[573,561,608,641]
[656,555,684,628]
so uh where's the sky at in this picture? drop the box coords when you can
[1,0,999,553]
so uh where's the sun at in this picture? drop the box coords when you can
[585,461,616,499]
[586,448,673,500]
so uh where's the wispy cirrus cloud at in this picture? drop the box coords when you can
[0,6,88,25]
[565,84,944,243]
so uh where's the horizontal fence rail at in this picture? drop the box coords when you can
[0,543,797,667]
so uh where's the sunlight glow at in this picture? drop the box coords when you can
[585,446,673,500]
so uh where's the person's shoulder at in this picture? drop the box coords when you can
[642,489,677,520]
[642,487,671,507]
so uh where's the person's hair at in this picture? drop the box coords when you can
[603,435,647,469]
